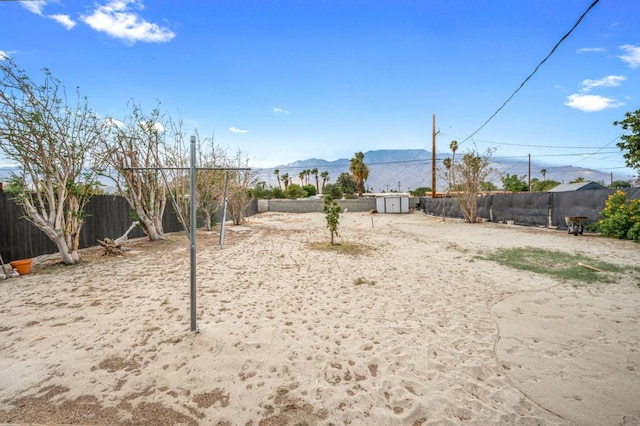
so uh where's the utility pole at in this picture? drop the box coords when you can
[431,114,436,198]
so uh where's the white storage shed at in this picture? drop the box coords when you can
[376,196,409,214]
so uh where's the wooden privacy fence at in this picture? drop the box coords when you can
[0,193,259,263]
[419,187,640,228]
[0,193,183,262]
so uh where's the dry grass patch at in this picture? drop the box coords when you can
[308,241,373,256]
[480,246,631,284]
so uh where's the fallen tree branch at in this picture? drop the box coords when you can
[97,238,125,256]
[578,262,604,272]
[114,221,139,246]
[98,221,139,256]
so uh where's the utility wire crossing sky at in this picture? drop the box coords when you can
[0,0,639,178]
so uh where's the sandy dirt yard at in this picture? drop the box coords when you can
[0,211,639,425]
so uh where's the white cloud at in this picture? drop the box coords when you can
[80,0,175,45]
[21,0,46,15]
[619,44,640,68]
[273,107,290,115]
[565,94,624,112]
[229,127,249,134]
[49,14,76,30]
[0,50,10,60]
[19,1,76,30]
[576,47,605,54]
[580,75,626,93]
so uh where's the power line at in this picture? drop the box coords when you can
[440,132,617,150]
[569,134,621,165]
[459,0,601,146]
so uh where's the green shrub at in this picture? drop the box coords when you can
[303,184,317,196]
[323,183,343,200]
[286,184,307,199]
[599,190,640,242]
[271,187,286,199]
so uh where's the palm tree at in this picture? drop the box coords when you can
[282,173,290,190]
[299,171,305,186]
[450,140,458,188]
[311,168,319,194]
[443,157,452,192]
[320,171,329,193]
[349,151,370,197]
[274,168,281,189]
[540,168,547,182]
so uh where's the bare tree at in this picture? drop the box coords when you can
[164,128,227,232]
[0,58,104,264]
[452,148,494,223]
[226,151,255,226]
[99,102,168,241]
[196,141,227,231]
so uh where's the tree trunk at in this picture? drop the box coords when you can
[53,233,79,265]
[202,210,213,231]
[138,214,165,241]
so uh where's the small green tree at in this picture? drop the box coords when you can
[336,172,358,197]
[501,174,528,192]
[610,180,631,189]
[249,181,272,199]
[303,184,317,196]
[409,186,432,197]
[271,187,286,198]
[323,194,342,245]
[286,183,307,199]
[323,183,343,200]
[480,181,498,191]
[614,109,640,173]
[531,179,560,192]
[599,190,640,241]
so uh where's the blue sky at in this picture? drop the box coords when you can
[1,0,639,180]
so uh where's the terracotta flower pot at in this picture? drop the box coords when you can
[10,259,32,275]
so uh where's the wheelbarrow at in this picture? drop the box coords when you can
[565,216,588,235]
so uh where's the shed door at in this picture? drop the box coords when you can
[386,197,401,213]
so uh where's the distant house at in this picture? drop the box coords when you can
[547,181,606,192]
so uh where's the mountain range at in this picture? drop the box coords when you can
[253,149,626,193]
[0,149,628,193]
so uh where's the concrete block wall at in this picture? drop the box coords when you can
[264,197,420,213]
[266,198,377,213]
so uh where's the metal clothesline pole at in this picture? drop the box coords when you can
[219,171,229,249]
[189,136,197,332]
[123,136,250,333]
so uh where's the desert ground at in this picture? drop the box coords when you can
[0,211,639,425]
